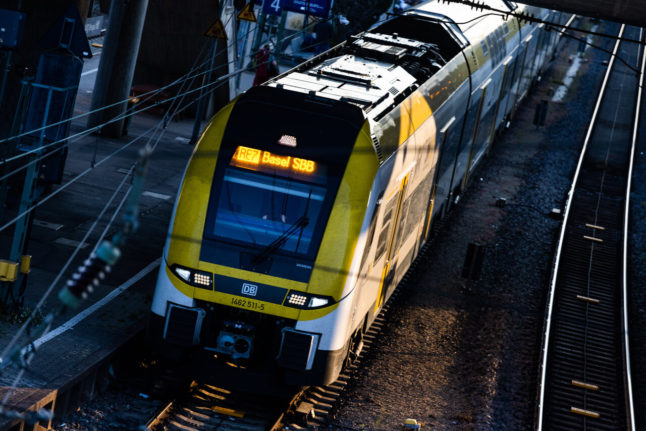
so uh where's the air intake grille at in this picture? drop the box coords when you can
[371,135,383,163]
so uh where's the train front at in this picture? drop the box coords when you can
[150,85,376,388]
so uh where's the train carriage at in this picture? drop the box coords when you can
[149,0,565,389]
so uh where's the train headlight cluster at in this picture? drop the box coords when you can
[287,293,307,306]
[308,297,329,308]
[285,291,333,309]
[193,272,211,287]
[170,264,212,289]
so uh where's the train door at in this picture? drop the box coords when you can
[502,51,523,120]
[489,56,513,148]
[375,175,408,311]
[462,78,490,189]
[513,34,532,111]
[423,115,455,241]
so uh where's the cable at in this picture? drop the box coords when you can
[0,166,132,372]
[0,50,214,417]
[0,10,265,176]
[0,4,335,153]
[0,35,215,377]
[0,55,209,149]
[0,59,249,231]
[0,53,214,168]
[0,5,244,152]
[439,0,643,74]
[0,34,300,199]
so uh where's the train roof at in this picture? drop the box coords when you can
[265,0,522,119]
[410,0,515,42]
[268,23,453,120]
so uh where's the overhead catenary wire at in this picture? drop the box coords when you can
[0,56,277,237]
[0,26,341,237]
[0,12,330,186]
[0,32,214,368]
[0,166,132,373]
[0,6,327,158]
[0,35,231,412]
[440,0,643,74]
[5,2,607,198]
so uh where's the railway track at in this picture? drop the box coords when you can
[144,381,291,430]
[536,24,644,430]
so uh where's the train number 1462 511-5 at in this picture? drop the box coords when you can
[231,297,264,311]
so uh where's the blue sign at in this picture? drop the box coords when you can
[262,0,285,16]
[285,0,332,17]
[262,0,332,17]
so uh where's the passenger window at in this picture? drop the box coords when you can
[374,220,391,262]
[481,40,489,58]
[374,195,398,262]
[496,28,507,55]
[393,198,410,253]
[360,194,383,269]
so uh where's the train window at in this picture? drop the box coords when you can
[374,195,398,262]
[360,193,383,271]
[374,219,391,262]
[503,22,510,35]
[481,40,489,58]
[210,167,327,257]
[393,198,410,253]
[496,28,507,55]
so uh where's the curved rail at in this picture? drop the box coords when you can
[621,27,644,431]
[536,23,643,430]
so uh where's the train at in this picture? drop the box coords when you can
[149,0,568,389]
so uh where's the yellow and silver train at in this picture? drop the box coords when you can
[150,1,567,388]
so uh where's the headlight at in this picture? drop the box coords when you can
[284,291,333,309]
[170,264,212,289]
[308,297,329,308]
[175,267,191,282]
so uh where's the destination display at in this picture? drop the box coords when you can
[231,145,318,175]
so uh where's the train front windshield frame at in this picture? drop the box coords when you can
[210,166,327,258]
[199,87,364,277]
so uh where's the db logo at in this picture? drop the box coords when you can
[242,283,258,297]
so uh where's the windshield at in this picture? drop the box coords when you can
[210,167,326,257]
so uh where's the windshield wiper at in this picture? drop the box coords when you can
[252,216,309,264]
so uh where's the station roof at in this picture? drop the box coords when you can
[517,0,646,27]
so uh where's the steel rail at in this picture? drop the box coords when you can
[535,24,626,431]
[536,22,646,430]
[621,27,645,431]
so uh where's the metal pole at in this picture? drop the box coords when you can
[235,19,250,94]
[87,0,149,137]
[274,9,288,58]
[251,7,267,54]
[87,0,125,130]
